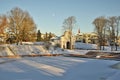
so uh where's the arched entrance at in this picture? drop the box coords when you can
[66,41,70,49]
[83,39,86,43]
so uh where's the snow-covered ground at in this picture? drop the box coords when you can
[0,56,120,80]
[1,42,120,56]
[75,42,98,50]
[75,42,120,52]
[0,42,120,80]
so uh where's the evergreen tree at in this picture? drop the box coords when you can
[45,32,48,41]
[48,32,52,40]
[37,30,41,41]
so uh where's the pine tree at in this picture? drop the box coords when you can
[45,32,48,41]
[48,32,52,40]
[37,30,41,41]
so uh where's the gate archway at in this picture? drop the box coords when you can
[66,41,70,49]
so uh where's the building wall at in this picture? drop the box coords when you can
[60,30,75,49]
[75,32,98,44]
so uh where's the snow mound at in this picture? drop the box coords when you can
[0,45,14,56]
[111,62,120,69]
[22,42,45,45]
[21,42,33,45]
[33,42,45,45]
[9,45,49,55]
[75,42,98,50]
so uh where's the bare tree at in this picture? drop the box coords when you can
[20,11,36,42]
[8,7,36,44]
[107,16,120,51]
[62,16,76,49]
[0,15,8,43]
[115,16,120,50]
[0,15,7,34]
[93,16,107,50]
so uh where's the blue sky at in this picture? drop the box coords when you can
[0,0,120,36]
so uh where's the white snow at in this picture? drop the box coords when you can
[0,42,120,80]
[0,45,14,56]
[9,45,49,55]
[1,42,120,56]
[75,42,98,50]
[0,57,120,80]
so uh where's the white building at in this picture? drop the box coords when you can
[76,30,98,44]
[50,36,60,46]
[60,30,76,49]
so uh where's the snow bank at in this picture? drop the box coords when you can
[22,42,45,45]
[0,43,50,56]
[75,42,98,50]
[21,42,33,45]
[1,42,120,57]
[111,62,120,69]
[9,45,49,55]
[0,45,14,56]
[33,42,45,45]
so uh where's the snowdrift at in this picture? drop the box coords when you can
[0,45,14,57]
[9,45,49,55]
[111,62,120,69]
[75,42,98,50]
[0,44,50,57]
[0,42,120,57]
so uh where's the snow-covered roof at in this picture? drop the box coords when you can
[50,36,60,40]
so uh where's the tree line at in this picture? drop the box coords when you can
[0,7,55,44]
[37,30,55,42]
[62,16,120,50]
[0,7,120,50]
[0,7,37,44]
[93,16,120,51]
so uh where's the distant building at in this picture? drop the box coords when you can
[50,36,60,46]
[75,29,98,44]
[59,29,99,49]
[60,30,76,49]
[50,28,120,48]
